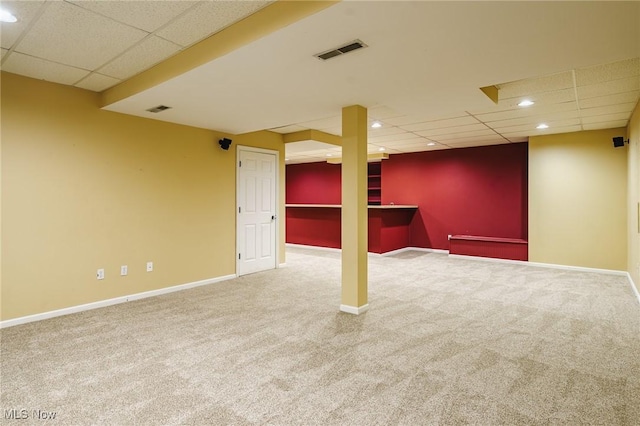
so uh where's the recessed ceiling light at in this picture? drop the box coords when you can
[427,142,436,146]
[378,147,385,152]
[285,158,289,161]
[518,100,535,107]
[371,121,382,129]
[0,9,17,23]
[326,154,332,157]
[536,123,549,129]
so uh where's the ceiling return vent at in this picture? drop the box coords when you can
[315,39,368,61]
[146,105,172,113]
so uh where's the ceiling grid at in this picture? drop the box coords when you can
[0,1,638,163]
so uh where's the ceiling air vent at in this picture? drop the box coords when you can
[146,105,172,113]
[315,39,367,61]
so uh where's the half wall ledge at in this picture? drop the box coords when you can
[449,235,528,261]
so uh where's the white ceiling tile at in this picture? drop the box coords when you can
[286,155,325,164]
[582,120,629,131]
[395,144,447,153]
[581,112,630,125]
[446,139,509,148]
[367,105,404,120]
[497,71,574,99]
[368,132,419,144]
[416,128,497,141]
[268,124,308,134]
[499,130,535,138]
[399,115,479,132]
[514,88,577,105]
[487,110,580,129]
[0,1,45,49]
[577,76,640,99]
[575,57,640,86]
[15,1,147,70]
[156,1,272,47]
[69,1,198,32]
[492,118,581,134]
[503,125,582,138]
[382,115,427,126]
[579,91,640,109]
[368,143,402,154]
[388,142,428,149]
[285,140,337,154]
[322,126,342,136]
[383,138,431,148]
[99,36,181,80]
[384,112,472,127]
[469,88,576,115]
[367,126,408,137]
[437,133,504,146]
[74,73,121,92]
[440,135,509,146]
[2,52,89,85]
[296,116,341,130]
[579,102,637,118]
[367,144,388,153]
[416,123,488,137]
[474,101,578,122]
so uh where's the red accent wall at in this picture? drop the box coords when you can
[382,143,528,250]
[285,143,528,252]
[286,207,341,249]
[286,162,341,204]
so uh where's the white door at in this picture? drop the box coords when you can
[237,147,278,276]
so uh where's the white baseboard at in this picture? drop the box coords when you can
[628,273,640,305]
[381,247,449,257]
[340,304,369,315]
[286,243,449,256]
[286,243,341,254]
[526,261,628,276]
[0,274,236,329]
[449,253,628,276]
[449,254,531,267]
[278,263,287,268]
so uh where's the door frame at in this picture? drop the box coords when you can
[236,145,280,276]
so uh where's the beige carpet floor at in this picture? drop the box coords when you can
[1,247,639,425]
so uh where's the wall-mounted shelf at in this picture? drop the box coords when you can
[368,162,382,205]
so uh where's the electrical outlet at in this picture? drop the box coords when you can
[97,269,105,280]
[146,261,153,272]
[120,265,128,276]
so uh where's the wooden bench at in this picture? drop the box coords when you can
[449,235,528,261]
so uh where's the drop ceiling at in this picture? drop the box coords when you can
[1,1,639,164]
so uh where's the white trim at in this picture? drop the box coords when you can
[340,304,369,315]
[449,253,628,276]
[286,244,449,256]
[628,273,640,305]
[0,274,236,329]
[449,254,530,267]
[526,261,628,276]
[286,243,341,254]
[380,247,449,256]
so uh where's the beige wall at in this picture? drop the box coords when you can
[627,102,640,290]
[1,72,284,321]
[529,128,628,271]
